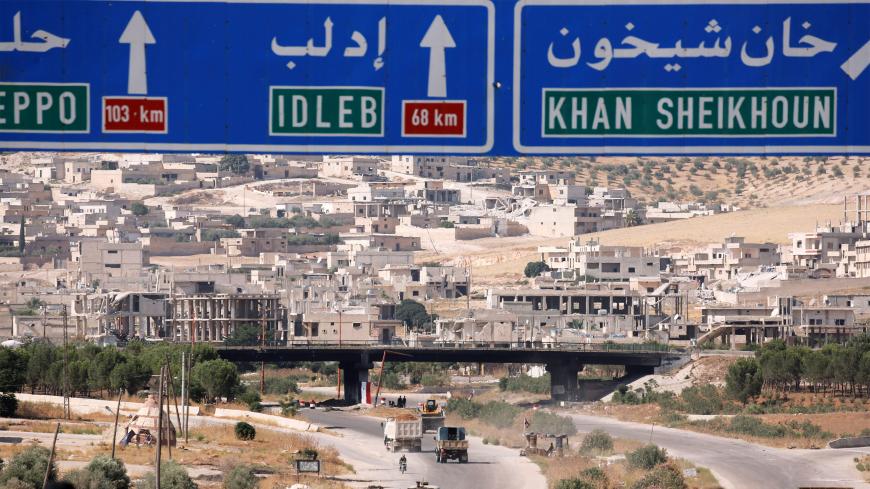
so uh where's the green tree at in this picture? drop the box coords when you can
[0,347,25,392]
[0,446,56,488]
[25,342,55,393]
[191,359,240,402]
[394,299,433,329]
[224,465,258,489]
[623,209,642,227]
[524,261,550,278]
[89,348,123,395]
[68,359,91,396]
[130,202,149,216]
[65,455,130,489]
[802,350,831,393]
[219,154,250,175]
[225,214,246,228]
[142,461,196,489]
[725,358,763,404]
[225,323,260,346]
[0,392,18,417]
[110,357,152,395]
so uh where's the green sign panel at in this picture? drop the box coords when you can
[0,83,89,133]
[270,86,384,136]
[542,88,836,137]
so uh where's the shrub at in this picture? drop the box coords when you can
[528,410,577,436]
[627,444,668,470]
[279,396,299,417]
[0,392,18,417]
[66,455,130,489]
[380,371,405,390]
[238,389,262,412]
[0,446,56,488]
[679,385,724,415]
[630,463,687,489]
[446,398,480,419]
[142,460,196,489]
[224,465,258,489]
[611,384,647,405]
[234,421,256,441]
[300,448,319,460]
[263,377,299,396]
[2,479,32,489]
[419,371,450,387]
[579,429,613,455]
[478,401,521,429]
[580,467,608,484]
[499,374,550,394]
[726,415,786,438]
[555,479,594,489]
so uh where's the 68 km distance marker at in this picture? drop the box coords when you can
[402,100,466,137]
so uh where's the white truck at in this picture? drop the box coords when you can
[383,415,423,452]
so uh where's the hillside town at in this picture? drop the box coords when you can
[2,152,868,351]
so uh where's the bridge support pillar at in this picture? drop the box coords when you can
[547,359,582,402]
[340,354,372,405]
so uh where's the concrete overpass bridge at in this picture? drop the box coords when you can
[216,342,673,403]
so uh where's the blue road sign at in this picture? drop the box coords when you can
[0,0,493,153]
[0,0,868,155]
[513,0,870,155]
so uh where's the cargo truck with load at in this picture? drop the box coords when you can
[383,414,423,452]
[434,426,468,463]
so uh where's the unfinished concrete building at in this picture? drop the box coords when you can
[168,293,283,343]
[73,291,170,340]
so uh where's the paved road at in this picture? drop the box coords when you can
[303,408,546,489]
[568,413,870,489]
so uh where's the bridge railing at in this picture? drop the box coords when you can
[216,339,673,353]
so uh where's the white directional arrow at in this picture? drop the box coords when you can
[119,11,155,95]
[419,15,455,98]
[842,39,870,81]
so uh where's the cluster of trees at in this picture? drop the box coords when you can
[394,299,437,329]
[726,336,870,400]
[0,341,245,405]
[219,154,250,175]
[524,261,550,278]
[243,214,340,229]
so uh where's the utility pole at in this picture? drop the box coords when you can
[111,388,123,459]
[62,305,70,419]
[185,352,191,443]
[260,299,266,393]
[42,423,60,489]
[154,365,165,489]
[180,351,186,440]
